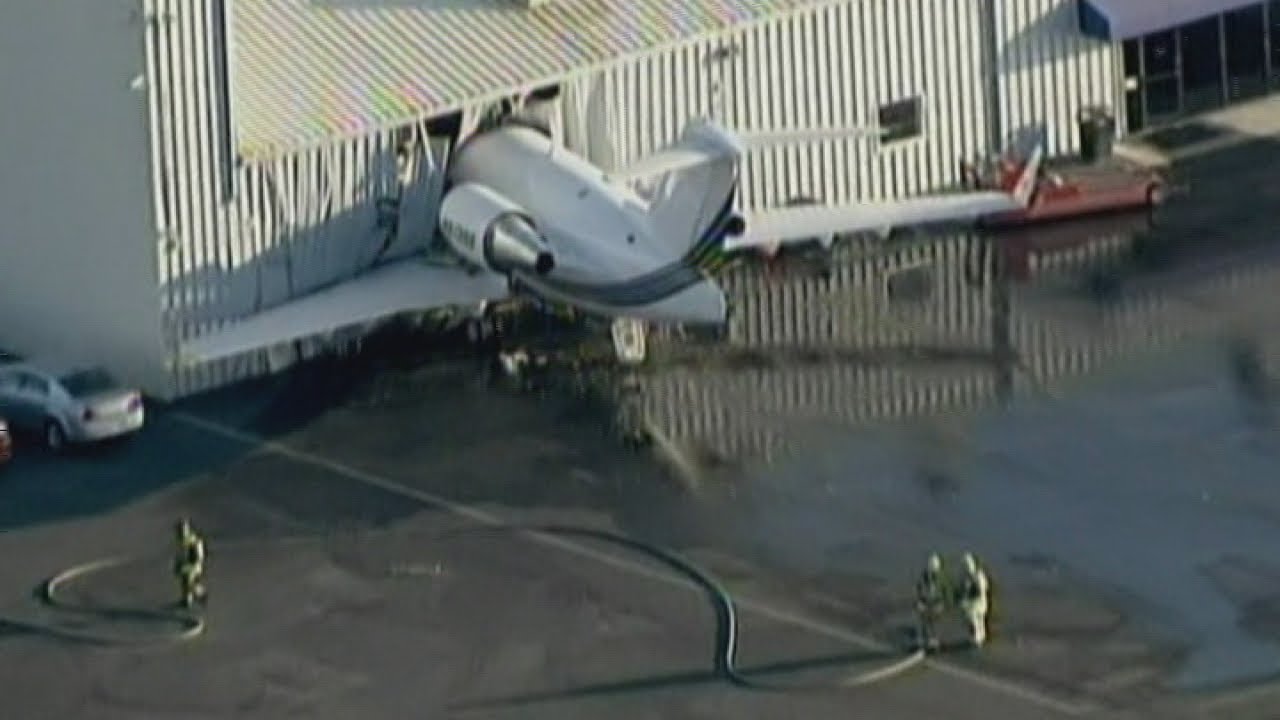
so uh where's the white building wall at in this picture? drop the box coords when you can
[994,0,1123,157]
[586,0,1122,207]
[0,0,167,391]
[592,0,995,209]
[143,0,454,397]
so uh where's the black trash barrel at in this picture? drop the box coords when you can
[1078,106,1116,163]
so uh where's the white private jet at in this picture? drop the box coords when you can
[178,112,1042,366]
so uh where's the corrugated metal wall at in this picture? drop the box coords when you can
[593,0,994,209]
[586,0,1123,205]
[147,0,1126,397]
[994,0,1122,157]
[144,0,452,397]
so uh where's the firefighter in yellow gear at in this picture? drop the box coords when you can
[915,553,949,652]
[959,552,991,648]
[174,518,208,609]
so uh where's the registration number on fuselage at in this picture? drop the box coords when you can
[441,218,479,251]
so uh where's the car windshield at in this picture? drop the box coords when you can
[59,368,118,397]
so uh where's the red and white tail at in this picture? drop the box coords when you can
[1009,143,1044,208]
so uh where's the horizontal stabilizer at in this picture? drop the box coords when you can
[610,121,877,182]
[176,257,509,365]
[609,146,720,183]
[735,126,880,150]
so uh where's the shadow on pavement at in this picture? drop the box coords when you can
[451,648,908,712]
[0,318,497,533]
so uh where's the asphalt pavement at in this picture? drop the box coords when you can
[0,385,1100,720]
[1,136,1279,719]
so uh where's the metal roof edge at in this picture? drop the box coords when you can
[234,2,832,164]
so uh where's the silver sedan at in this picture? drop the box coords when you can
[0,361,145,451]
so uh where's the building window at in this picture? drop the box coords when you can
[877,96,923,144]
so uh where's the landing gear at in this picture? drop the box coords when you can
[464,302,503,346]
[465,316,493,344]
[611,318,648,365]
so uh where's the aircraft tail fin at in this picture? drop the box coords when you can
[614,118,876,270]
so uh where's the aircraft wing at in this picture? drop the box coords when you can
[176,257,509,365]
[726,143,1044,251]
[726,191,1020,251]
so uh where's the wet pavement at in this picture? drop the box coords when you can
[1,138,1279,718]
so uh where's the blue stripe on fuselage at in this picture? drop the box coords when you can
[681,179,739,270]
[513,180,740,310]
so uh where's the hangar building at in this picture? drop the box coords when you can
[1,0,1277,399]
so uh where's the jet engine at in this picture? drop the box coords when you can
[439,183,555,275]
[724,214,747,238]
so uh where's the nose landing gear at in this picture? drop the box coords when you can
[611,318,648,365]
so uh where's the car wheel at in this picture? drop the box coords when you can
[44,420,66,452]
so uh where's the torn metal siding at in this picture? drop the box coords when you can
[994,0,1123,157]
[228,0,829,160]
[144,0,451,396]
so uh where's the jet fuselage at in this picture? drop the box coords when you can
[445,124,730,326]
